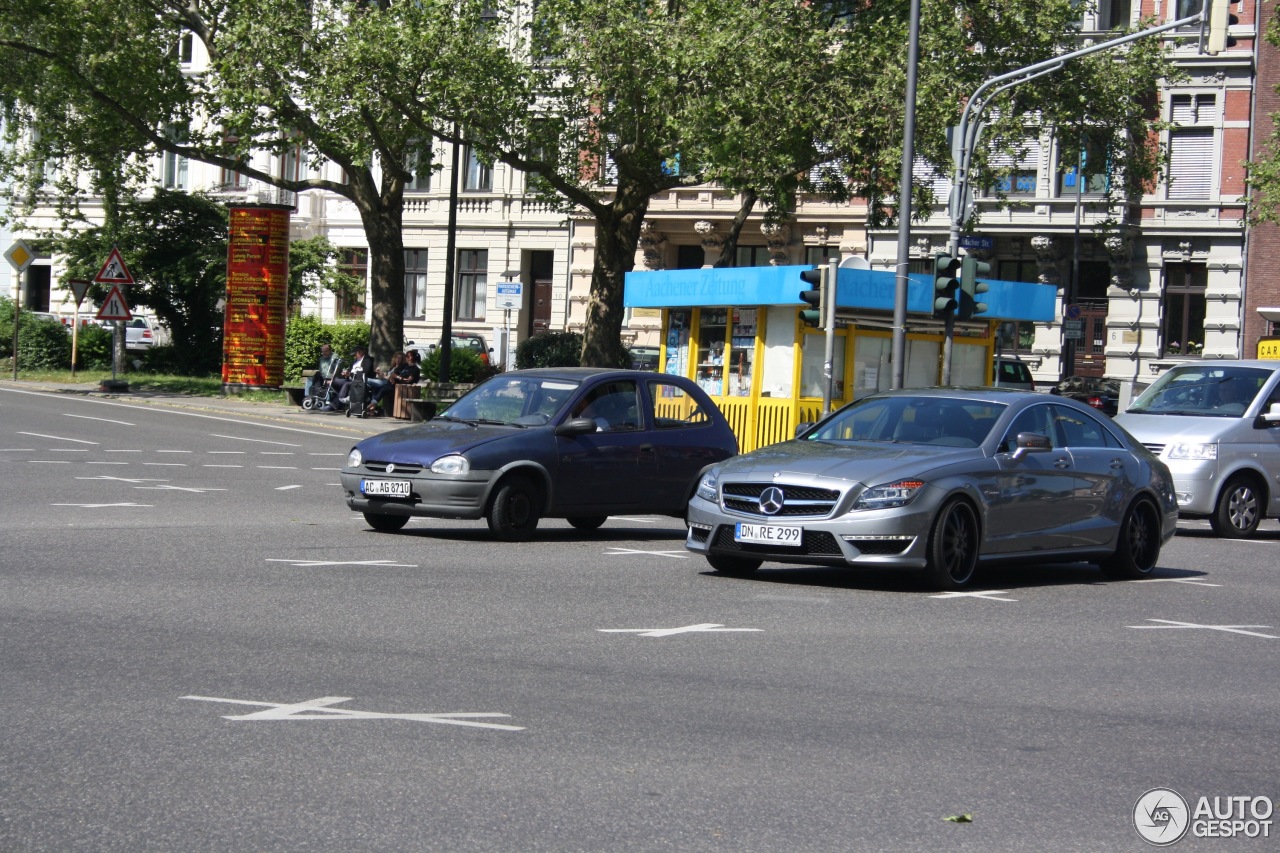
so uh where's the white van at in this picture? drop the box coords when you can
[1114,360,1280,537]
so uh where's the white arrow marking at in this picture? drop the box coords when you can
[604,547,689,559]
[180,695,523,730]
[1134,578,1222,587]
[930,590,1018,602]
[1127,619,1277,639]
[599,623,763,637]
[266,558,419,568]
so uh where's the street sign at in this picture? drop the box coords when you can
[95,284,133,321]
[1063,319,1084,340]
[495,281,523,310]
[93,247,135,285]
[68,278,91,306]
[5,239,35,274]
[958,235,994,251]
[1065,303,1083,320]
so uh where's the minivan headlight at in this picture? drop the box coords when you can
[696,470,720,502]
[431,454,470,475]
[1167,443,1217,461]
[855,479,925,510]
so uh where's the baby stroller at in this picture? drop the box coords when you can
[301,359,343,411]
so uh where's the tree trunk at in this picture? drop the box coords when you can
[354,195,406,365]
[714,190,758,267]
[581,197,649,368]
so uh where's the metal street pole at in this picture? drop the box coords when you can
[823,256,838,414]
[890,0,923,390]
[440,125,460,382]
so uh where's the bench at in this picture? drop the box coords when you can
[283,386,306,407]
[393,381,474,420]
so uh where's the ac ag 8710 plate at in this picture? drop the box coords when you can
[361,479,411,498]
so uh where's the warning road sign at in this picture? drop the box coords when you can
[94,247,135,285]
[95,284,132,321]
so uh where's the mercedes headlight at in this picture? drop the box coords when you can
[346,448,362,467]
[431,454,470,475]
[696,470,720,502]
[854,479,925,510]
[1167,443,1217,461]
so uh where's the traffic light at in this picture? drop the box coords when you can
[959,254,991,320]
[1208,0,1238,54]
[933,253,960,318]
[799,266,826,328]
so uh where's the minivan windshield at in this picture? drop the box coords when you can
[1128,365,1270,417]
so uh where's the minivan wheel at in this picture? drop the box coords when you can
[924,498,979,590]
[1210,476,1263,538]
[1100,499,1160,579]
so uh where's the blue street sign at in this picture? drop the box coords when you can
[958,235,994,251]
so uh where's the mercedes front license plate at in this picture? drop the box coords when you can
[361,479,411,498]
[734,522,802,546]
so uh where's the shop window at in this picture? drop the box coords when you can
[666,309,692,378]
[800,331,846,399]
[727,309,757,397]
[696,308,728,395]
[1162,263,1206,356]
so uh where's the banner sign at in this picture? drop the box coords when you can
[222,206,290,387]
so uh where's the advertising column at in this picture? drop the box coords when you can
[222,205,290,389]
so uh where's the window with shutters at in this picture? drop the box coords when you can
[1167,94,1216,200]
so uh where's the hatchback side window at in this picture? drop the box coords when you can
[648,381,709,429]
[572,382,640,432]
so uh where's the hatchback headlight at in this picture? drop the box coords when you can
[855,479,925,510]
[431,455,470,475]
[1167,443,1217,461]
[696,470,720,502]
[346,448,362,468]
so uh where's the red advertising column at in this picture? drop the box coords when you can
[222,205,290,389]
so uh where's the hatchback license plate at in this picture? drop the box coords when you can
[362,479,411,498]
[735,522,802,546]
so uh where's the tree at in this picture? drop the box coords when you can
[288,236,364,316]
[0,0,511,361]
[53,189,228,373]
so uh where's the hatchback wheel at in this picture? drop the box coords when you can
[707,554,762,577]
[566,516,607,531]
[487,475,541,541]
[1210,476,1262,538]
[363,512,408,532]
[1100,499,1160,579]
[924,499,979,590]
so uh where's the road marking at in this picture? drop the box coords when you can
[135,484,227,493]
[930,590,1018,602]
[309,452,345,457]
[86,461,129,465]
[18,431,98,444]
[1127,619,1278,639]
[208,451,245,455]
[104,449,142,453]
[276,485,302,490]
[53,502,154,508]
[180,695,523,730]
[49,448,88,452]
[28,460,71,464]
[204,464,243,468]
[266,558,419,568]
[257,465,298,470]
[63,413,134,426]
[142,462,188,467]
[0,448,36,452]
[210,433,301,447]
[312,467,341,471]
[261,451,295,456]
[599,623,763,638]
[607,515,659,524]
[605,547,688,559]
[156,449,192,454]
[77,475,167,483]
[1135,578,1222,587]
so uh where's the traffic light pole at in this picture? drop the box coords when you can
[941,8,1209,384]
[822,256,837,415]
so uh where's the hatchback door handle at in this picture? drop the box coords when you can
[640,444,655,453]
[1110,458,1125,469]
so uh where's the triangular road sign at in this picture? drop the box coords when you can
[95,284,133,321]
[68,278,92,306]
[94,247,135,285]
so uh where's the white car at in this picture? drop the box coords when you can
[124,316,158,351]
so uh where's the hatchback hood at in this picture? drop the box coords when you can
[354,421,516,462]
[716,439,977,486]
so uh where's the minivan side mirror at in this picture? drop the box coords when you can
[1261,402,1280,425]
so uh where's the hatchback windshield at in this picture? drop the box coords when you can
[806,396,1008,447]
[1128,365,1269,417]
[441,376,581,426]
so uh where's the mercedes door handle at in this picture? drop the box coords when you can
[1053,458,1071,469]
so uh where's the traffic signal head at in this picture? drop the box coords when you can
[1207,0,1238,54]
[933,253,960,318]
[959,254,990,320]
[799,267,826,328]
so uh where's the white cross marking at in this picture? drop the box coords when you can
[180,695,523,730]
[599,623,763,638]
[604,547,689,559]
[1127,619,1278,639]
[930,590,1018,602]
[1135,578,1222,587]
[266,558,419,568]
[53,502,154,508]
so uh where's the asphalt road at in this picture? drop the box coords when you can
[2,384,1277,852]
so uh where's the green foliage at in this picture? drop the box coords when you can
[72,324,114,370]
[288,236,364,314]
[516,331,583,369]
[419,346,484,382]
[14,316,72,370]
[282,316,370,382]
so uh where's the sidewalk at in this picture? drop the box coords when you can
[0,379,413,437]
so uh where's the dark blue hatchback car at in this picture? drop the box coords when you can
[340,368,739,540]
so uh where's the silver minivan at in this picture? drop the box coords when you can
[1115,360,1280,537]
